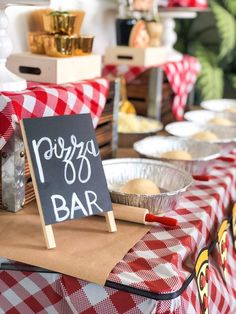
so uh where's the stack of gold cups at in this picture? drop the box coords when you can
[28,10,95,57]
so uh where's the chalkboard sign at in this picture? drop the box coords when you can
[21,114,116,249]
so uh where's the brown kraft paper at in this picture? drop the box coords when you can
[0,202,151,285]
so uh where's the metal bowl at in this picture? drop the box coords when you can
[28,32,46,54]
[43,34,77,57]
[103,158,193,214]
[43,11,85,35]
[75,35,94,55]
[184,109,236,126]
[133,136,221,175]
[200,99,236,112]
[165,121,236,149]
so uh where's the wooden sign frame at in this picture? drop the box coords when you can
[20,117,117,249]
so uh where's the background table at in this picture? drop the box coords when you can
[1,150,236,313]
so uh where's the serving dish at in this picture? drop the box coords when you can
[118,113,163,147]
[103,158,193,214]
[133,136,221,175]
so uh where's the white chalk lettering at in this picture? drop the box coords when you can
[71,192,88,218]
[32,137,53,183]
[85,190,103,215]
[51,191,102,223]
[51,195,70,222]
[31,135,99,185]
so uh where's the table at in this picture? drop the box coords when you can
[1,150,236,313]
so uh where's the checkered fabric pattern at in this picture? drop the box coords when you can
[103,55,200,121]
[0,78,109,150]
[167,0,208,8]
[1,156,236,313]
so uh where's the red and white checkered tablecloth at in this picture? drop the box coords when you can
[167,0,208,8]
[1,154,236,313]
[0,78,109,150]
[103,55,201,121]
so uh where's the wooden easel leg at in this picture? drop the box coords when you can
[43,225,56,249]
[104,211,117,232]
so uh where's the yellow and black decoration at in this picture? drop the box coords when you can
[195,248,209,314]
[232,204,236,252]
[217,219,229,281]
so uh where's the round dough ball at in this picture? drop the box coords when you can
[192,131,218,142]
[161,150,192,160]
[209,117,232,126]
[120,178,160,195]
[226,107,236,114]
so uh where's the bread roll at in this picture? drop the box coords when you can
[120,178,160,195]
[209,117,232,126]
[192,131,218,141]
[161,150,192,160]
[225,107,236,114]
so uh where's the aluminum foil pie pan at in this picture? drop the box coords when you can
[200,99,236,112]
[165,121,236,150]
[103,158,193,214]
[133,136,221,175]
[184,110,236,126]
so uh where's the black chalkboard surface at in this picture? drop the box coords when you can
[21,114,113,227]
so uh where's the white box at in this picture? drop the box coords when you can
[104,46,168,67]
[7,52,102,84]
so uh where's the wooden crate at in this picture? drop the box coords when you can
[7,53,102,84]
[126,69,175,125]
[95,80,119,160]
[0,79,119,212]
[105,46,168,67]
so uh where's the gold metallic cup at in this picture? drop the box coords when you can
[43,34,77,57]
[75,35,94,55]
[28,32,46,54]
[43,13,77,35]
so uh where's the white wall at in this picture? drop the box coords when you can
[6,6,41,53]
[6,0,118,55]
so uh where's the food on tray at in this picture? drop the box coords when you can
[120,178,160,195]
[209,117,232,126]
[118,112,160,133]
[192,131,218,142]
[161,150,192,160]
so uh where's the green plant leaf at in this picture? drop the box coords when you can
[228,74,236,89]
[223,0,236,15]
[195,44,224,100]
[211,1,236,60]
